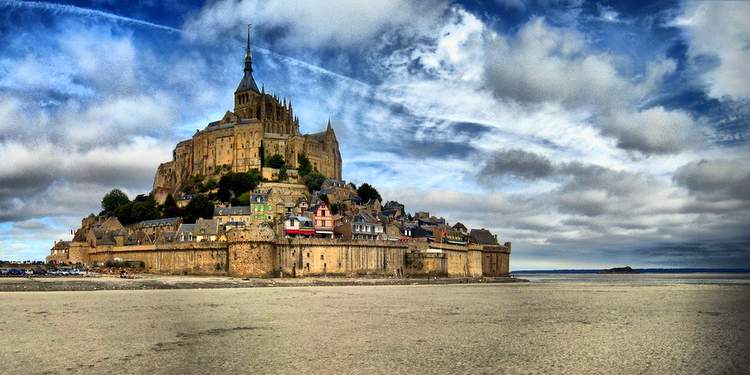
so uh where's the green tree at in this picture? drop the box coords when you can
[183,195,215,224]
[237,191,251,206]
[297,154,313,177]
[331,202,346,215]
[114,195,159,225]
[113,203,133,225]
[303,171,326,192]
[318,193,330,205]
[278,166,288,182]
[218,170,260,202]
[101,189,130,215]
[131,198,160,223]
[204,178,218,190]
[266,153,285,169]
[161,194,182,218]
[357,183,382,202]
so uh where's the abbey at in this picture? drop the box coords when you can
[152,29,342,204]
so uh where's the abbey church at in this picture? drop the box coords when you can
[152,28,342,203]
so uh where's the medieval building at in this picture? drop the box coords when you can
[153,28,342,204]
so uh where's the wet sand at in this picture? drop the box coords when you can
[1,280,748,374]
[0,274,523,292]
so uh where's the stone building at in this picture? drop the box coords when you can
[153,28,342,204]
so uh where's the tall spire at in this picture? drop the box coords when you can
[235,23,259,94]
[244,23,253,73]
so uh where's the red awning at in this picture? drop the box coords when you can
[285,229,316,235]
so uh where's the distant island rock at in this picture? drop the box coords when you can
[600,266,639,274]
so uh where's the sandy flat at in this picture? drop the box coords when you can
[1,281,748,374]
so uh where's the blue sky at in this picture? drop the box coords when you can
[0,0,748,269]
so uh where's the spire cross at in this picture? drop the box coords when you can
[246,23,251,51]
[244,23,253,73]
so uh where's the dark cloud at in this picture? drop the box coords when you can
[478,149,554,181]
[12,219,51,231]
[449,121,493,138]
[673,159,750,202]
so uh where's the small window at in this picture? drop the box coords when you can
[320,254,324,260]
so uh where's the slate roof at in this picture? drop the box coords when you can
[287,215,313,227]
[452,222,467,231]
[236,71,259,93]
[469,229,498,245]
[140,217,181,227]
[177,218,219,236]
[214,206,252,216]
[410,226,433,238]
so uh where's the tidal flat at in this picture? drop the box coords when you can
[1,278,748,374]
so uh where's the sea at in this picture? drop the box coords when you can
[511,269,750,285]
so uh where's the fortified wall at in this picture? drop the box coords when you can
[88,242,229,275]
[82,228,510,278]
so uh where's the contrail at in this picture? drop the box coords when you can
[254,47,371,90]
[0,0,371,89]
[0,0,182,33]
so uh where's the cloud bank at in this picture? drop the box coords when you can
[0,0,748,269]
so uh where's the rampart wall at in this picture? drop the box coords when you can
[89,242,228,275]
[274,239,408,277]
[81,229,510,278]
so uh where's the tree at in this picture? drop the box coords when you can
[318,193,330,205]
[204,178,218,190]
[278,166,288,182]
[303,171,326,192]
[357,183,382,202]
[237,191,251,206]
[331,202,346,215]
[266,154,285,169]
[113,195,159,225]
[101,189,130,215]
[131,198,160,223]
[161,194,182,218]
[297,154,313,177]
[218,170,260,202]
[183,195,214,224]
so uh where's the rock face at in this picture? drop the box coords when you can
[601,266,639,274]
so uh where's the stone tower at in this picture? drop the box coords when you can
[234,24,260,119]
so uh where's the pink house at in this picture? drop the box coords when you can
[313,202,334,238]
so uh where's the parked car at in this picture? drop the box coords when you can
[24,269,33,276]
[32,268,47,276]
[0,269,8,276]
[8,269,26,277]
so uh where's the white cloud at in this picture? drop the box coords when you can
[601,106,698,154]
[183,0,446,48]
[481,17,698,155]
[60,31,139,92]
[673,1,750,100]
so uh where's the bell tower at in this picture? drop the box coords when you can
[234,24,260,118]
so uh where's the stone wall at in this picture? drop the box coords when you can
[405,252,447,276]
[275,239,408,277]
[77,228,510,278]
[401,242,488,278]
[89,242,228,275]
[226,226,277,277]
